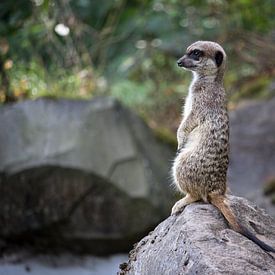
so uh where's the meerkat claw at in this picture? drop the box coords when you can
[171,201,185,215]
[171,194,199,215]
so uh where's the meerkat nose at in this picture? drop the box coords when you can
[177,58,184,67]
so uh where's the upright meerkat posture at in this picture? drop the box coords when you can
[172,41,275,253]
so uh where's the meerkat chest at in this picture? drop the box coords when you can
[183,89,193,121]
[183,75,198,121]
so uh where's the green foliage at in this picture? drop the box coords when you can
[0,0,274,129]
[0,0,33,35]
[8,61,95,100]
[111,79,154,108]
[230,76,273,102]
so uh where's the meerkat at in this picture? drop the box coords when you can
[172,41,275,253]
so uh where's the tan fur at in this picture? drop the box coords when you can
[172,41,228,204]
[209,194,242,233]
[172,41,275,253]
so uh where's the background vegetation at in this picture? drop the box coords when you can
[0,0,275,133]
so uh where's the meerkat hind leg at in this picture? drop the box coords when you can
[171,193,199,215]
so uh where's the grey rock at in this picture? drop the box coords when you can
[228,98,275,215]
[0,97,175,254]
[119,196,275,275]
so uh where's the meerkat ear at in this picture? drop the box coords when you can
[215,51,223,67]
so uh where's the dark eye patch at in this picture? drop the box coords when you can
[215,51,223,67]
[188,49,203,60]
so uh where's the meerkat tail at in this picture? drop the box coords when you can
[209,194,275,253]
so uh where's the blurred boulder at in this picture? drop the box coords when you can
[0,97,174,254]
[119,196,275,275]
[228,98,275,216]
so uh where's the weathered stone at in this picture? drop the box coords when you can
[0,97,174,254]
[119,196,275,275]
[228,99,275,215]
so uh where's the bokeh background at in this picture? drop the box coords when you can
[0,0,275,274]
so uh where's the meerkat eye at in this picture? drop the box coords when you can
[189,49,203,60]
[193,50,201,56]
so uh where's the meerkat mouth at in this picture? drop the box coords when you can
[177,63,197,69]
[177,58,197,69]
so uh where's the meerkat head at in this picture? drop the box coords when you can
[177,41,226,80]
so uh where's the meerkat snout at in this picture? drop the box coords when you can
[177,55,197,69]
[177,41,226,77]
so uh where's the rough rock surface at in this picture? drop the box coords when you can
[0,97,174,254]
[119,196,275,275]
[228,99,275,215]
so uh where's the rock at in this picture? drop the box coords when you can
[228,98,275,215]
[0,97,175,254]
[119,196,275,275]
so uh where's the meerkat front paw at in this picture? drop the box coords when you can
[171,194,199,215]
[171,200,186,215]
